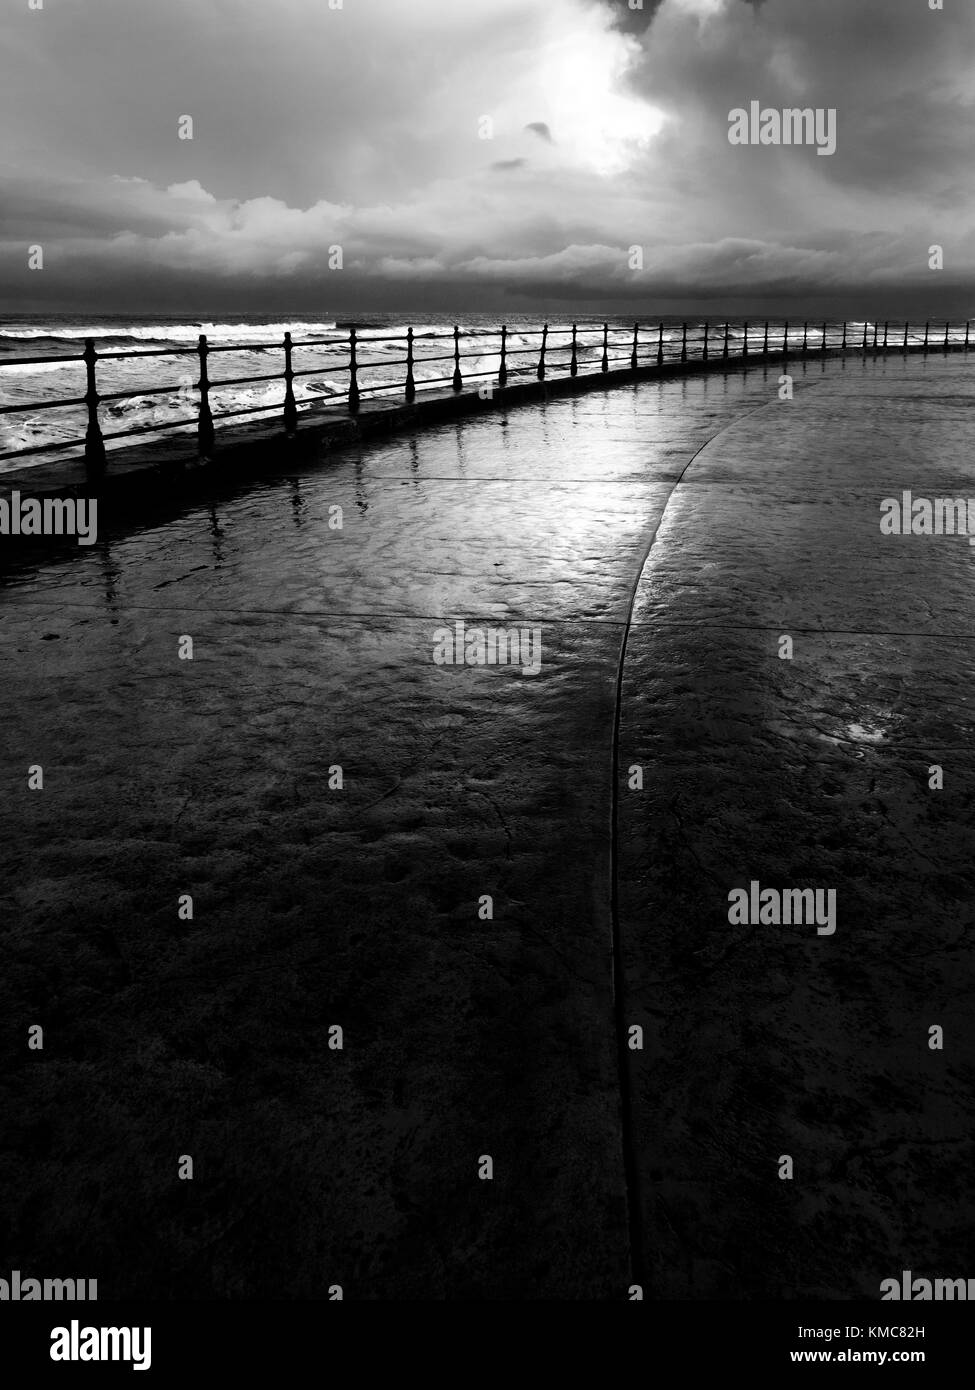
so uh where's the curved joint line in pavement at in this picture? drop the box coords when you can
[607,384,811,1294]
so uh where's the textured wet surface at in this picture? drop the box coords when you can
[620,355,975,1298]
[1,353,972,1298]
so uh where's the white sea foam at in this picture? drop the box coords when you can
[0,320,338,343]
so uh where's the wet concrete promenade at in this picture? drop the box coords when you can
[1,352,973,1298]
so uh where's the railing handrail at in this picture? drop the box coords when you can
[0,319,969,474]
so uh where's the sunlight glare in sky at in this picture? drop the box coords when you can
[535,27,667,176]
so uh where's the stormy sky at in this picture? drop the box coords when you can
[2,0,973,316]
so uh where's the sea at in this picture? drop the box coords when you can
[0,312,962,471]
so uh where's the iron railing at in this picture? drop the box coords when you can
[0,319,969,478]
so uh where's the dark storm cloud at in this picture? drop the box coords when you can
[609,0,765,34]
[626,0,975,202]
[1,0,972,312]
[609,0,669,33]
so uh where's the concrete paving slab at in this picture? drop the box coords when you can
[619,355,975,1299]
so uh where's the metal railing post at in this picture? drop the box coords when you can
[405,326,416,403]
[966,322,971,351]
[197,333,215,456]
[723,322,730,359]
[944,321,951,351]
[537,324,548,380]
[570,323,578,377]
[703,322,709,361]
[680,322,688,363]
[783,321,789,359]
[283,331,298,436]
[742,321,749,359]
[499,326,508,387]
[802,321,808,355]
[861,321,868,353]
[83,337,106,477]
[903,321,909,353]
[883,321,889,352]
[601,323,609,373]
[763,321,768,355]
[631,322,639,371]
[841,322,847,351]
[348,327,360,414]
[821,322,827,353]
[452,325,463,392]
[872,321,878,351]
[656,323,664,367]
[923,321,930,353]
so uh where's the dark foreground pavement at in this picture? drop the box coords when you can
[1,352,972,1298]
